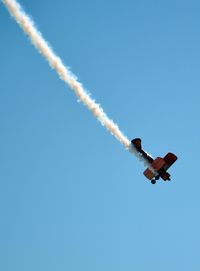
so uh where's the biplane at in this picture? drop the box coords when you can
[131,138,177,184]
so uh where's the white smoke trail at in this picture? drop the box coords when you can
[2,0,154,170]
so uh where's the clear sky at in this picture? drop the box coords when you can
[1,0,200,270]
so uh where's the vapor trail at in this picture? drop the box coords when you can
[2,0,153,168]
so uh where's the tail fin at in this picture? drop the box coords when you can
[131,138,142,151]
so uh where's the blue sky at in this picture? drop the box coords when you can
[1,0,200,270]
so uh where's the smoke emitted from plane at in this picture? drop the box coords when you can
[2,0,153,169]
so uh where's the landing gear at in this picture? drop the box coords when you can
[151,175,159,184]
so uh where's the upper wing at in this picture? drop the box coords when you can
[163,153,177,170]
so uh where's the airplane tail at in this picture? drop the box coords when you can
[131,138,142,151]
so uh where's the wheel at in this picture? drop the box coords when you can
[151,179,156,184]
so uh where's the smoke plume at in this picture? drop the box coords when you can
[2,0,153,169]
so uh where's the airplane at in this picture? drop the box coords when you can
[131,138,177,184]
